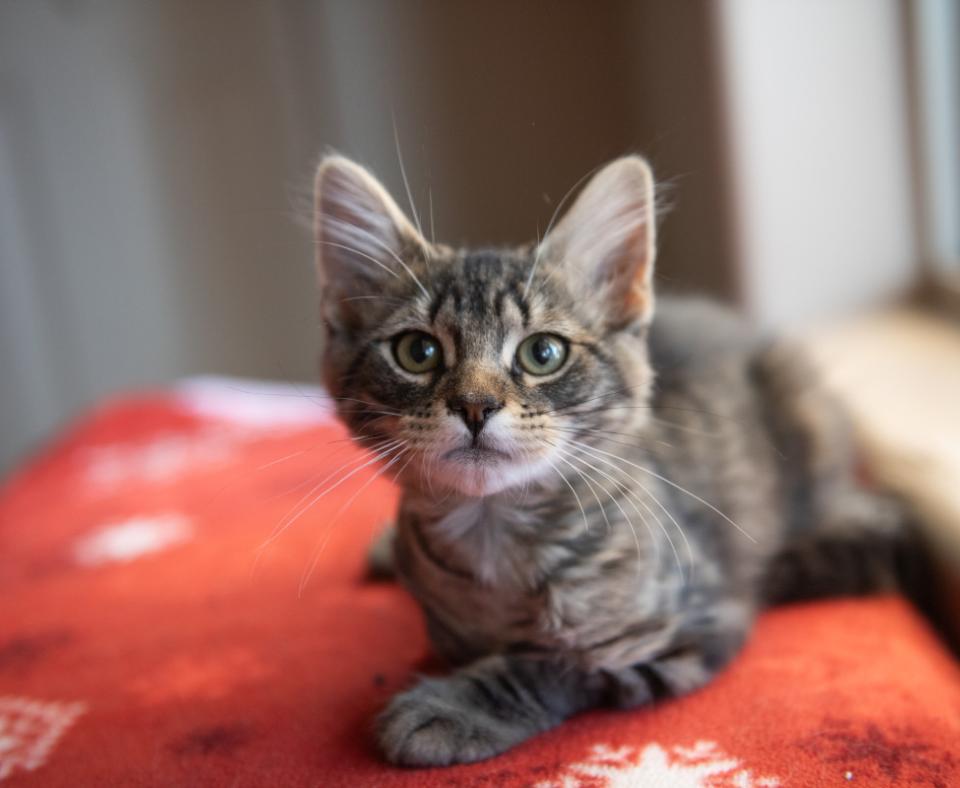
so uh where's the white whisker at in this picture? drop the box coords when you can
[560,438,691,584]
[258,438,403,558]
[552,424,673,451]
[298,445,408,596]
[353,225,432,297]
[319,240,401,281]
[552,443,656,571]
[573,440,756,544]
[550,450,613,535]
[319,239,430,299]
[392,118,424,239]
[524,163,605,297]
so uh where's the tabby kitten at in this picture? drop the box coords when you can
[313,154,909,766]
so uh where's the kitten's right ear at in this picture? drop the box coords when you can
[314,155,427,329]
[538,156,657,327]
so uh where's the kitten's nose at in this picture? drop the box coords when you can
[447,394,504,441]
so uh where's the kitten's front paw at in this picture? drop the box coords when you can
[378,679,506,766]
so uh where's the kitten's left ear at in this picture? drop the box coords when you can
[538,156,657,326]
[314,155,429,329]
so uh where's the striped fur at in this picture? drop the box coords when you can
[313,156,917,766]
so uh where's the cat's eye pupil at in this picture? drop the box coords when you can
[532,337,558,366]
[409,336,433,364]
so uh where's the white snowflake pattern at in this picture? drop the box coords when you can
[536,740,781,788]
[83,427,239,489]
[73,514,193,566]
[82,378,333,491]
[174,375,333,429]
[0,697,86,781]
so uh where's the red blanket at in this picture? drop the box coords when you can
[2,380,959,787]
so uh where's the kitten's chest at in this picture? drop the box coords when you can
[395,498,670,669]
[394,522,545,661]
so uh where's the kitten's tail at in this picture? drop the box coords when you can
[761,493,948,641]
[751,340,950,644]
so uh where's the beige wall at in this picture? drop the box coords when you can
[716,0,919,328]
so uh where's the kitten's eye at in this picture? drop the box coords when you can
[393,331,442,374]
[517,333,568,376]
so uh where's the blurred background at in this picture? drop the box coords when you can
[1,0,958,473]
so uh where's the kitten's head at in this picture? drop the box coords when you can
[314,155,657,497]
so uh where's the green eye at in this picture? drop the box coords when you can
[517,333,568,376]
[393,331,442,374]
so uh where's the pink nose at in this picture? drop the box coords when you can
[446,394,504,440]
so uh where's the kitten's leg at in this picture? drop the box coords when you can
[379,620,750,766]
[365,524,396,580]
[599,632,745,710]
[378,655,600,766]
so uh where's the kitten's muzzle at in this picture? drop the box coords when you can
[446,394,504,443]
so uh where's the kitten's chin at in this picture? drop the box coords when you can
[432,453,551,497]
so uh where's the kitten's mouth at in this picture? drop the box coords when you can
[434,440,548,496]
[442,446,511,464]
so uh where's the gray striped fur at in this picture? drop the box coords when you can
[313,155,915,766]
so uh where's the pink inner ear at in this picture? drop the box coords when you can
[539,157,657,325]
[591,216,654,324]
[625,284,653,322]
